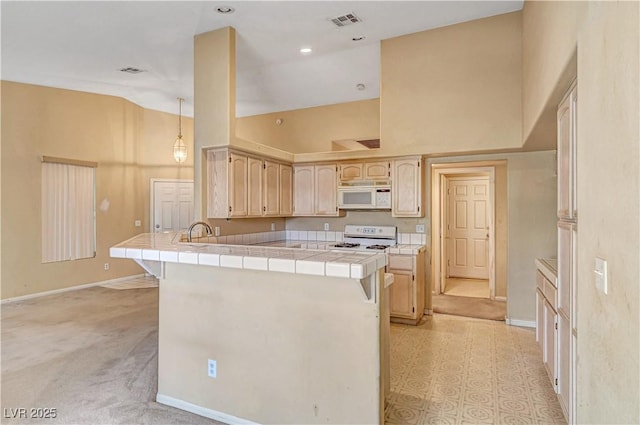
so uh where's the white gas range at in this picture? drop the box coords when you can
[332,225,397,252]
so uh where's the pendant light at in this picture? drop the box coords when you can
[173,97,187,163]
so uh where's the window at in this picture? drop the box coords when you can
[41,157,96,263]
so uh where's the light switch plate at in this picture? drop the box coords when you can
[416,224,425,233]
[134,220,141,227]
[594,257,608,295]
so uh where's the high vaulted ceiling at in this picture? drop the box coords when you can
[2,1,523,118]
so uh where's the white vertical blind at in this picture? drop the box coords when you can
[42,162,96,263]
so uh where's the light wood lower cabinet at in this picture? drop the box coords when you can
[536,268,559,394]
[206,148,292,218]
[387,249,425,325]
[557,311,570,417]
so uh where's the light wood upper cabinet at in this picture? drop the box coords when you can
[263,160,279,216]
[339,160,390,181]
[293,165,315,216]
[293,164,342,216]
[339,163,364,181]
[229,153,248,217]
[207,148,292,219]
[279,164,293,216]
[557,83,577,220]
[364,161,390,180]
[247,156,263,217]
[391,157,423,217]
[315,164,338,216]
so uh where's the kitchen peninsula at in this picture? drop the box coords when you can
[110,233,390,425]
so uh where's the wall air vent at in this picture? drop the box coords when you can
[119,67,146,74]
[330,12,362,27]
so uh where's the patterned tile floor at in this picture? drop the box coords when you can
[386,314,566,425]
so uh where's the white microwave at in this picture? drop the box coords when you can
[338,183,391,210]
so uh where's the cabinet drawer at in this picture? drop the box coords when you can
[544,278,558,310]
[536,270,545,291]
[388,255,413,270]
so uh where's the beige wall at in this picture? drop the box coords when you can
[574,2,639,422]
[524,1,640,421]
[522,1,585,149]
[0,81,194,299]
[380,11,522,156]
[235,99,380,154]
[159,263,382,424]
[194,27,236,220]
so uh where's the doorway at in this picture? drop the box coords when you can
[444,175,490,298]
[431,162,502,301]
[150,179,194,233]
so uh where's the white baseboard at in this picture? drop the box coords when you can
[495,296,507,302]
[1,274,145,304]
[156,393,258,425]
[506,318,536,328]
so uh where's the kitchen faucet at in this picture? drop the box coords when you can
[187,221,213,242]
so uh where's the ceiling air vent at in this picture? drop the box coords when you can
[119,67,146,74]
[330,12,362,27]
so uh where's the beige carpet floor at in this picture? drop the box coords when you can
[1,286,221,425]
[432,294,507,321]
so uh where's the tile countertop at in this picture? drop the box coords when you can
[110,233,388,279]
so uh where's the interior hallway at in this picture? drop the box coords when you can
[1,280,563,424]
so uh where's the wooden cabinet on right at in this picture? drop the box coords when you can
[387,249,425,325]
[557,83,577,220]
[391,157,424,217]
[536,267,559,394]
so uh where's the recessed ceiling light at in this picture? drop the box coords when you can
[216,6,235,14]
[352,36,366,41]
[119,67,146,74]
[300,47,312,54]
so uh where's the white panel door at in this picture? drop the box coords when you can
[447,178,490,279]
[153,181,194,233]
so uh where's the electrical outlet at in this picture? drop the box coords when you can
[104,263,110,271]
[214,226,221,237]
[134,220,141,227]
[271,222,276,231]
[324,223,329,231]
[416,224,425,233]
[208,359,217,378]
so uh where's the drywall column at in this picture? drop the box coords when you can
[193,27,236,219]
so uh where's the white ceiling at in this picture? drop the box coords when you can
[1,1,523,118]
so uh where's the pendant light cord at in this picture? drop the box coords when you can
[177,97,184,138]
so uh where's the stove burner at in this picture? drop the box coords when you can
[333,242,360,248]
[366,244,388,250]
